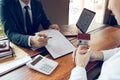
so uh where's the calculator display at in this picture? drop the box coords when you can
[31,56,43,65]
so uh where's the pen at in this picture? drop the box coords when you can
[40,36,52,39]
[35,32,52,39]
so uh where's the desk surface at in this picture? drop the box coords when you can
[1,25,120,80]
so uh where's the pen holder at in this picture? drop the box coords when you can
[77,33,90,46]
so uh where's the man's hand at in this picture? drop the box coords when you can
[30,33,49,48]
[49,24,60,31]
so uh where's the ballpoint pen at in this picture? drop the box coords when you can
[35,32,52,39]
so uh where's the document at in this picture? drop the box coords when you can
[0,56,31,76]
[39,29,75,59]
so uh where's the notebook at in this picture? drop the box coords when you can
[76,8,96,34]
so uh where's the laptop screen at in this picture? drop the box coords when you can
[76,8,96,34]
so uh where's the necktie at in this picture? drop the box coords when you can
[24,6,32,35]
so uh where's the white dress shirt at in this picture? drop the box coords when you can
[69,47,120,80]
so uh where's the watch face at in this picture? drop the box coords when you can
[31,56,43,65]
[76,8,96,34]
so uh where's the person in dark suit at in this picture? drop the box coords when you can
[0,0,60,48]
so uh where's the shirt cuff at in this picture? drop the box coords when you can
[69,66,87,80]
[28,36,32,47]
[102,47,120,61]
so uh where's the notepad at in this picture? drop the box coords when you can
[38,29,75,59]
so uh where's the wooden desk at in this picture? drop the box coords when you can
[1,25,120,80]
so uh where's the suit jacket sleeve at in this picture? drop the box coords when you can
[31,0,52,30]
[0,0,29,48]
[37,1,51,29]
[69,67,87,80]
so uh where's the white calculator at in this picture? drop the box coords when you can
[26,55,58,75]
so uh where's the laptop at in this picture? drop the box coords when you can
[76,8,96,34]
[62,8,96,37]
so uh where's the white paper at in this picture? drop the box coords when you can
[0,56,31,76]
[39,29,75,59]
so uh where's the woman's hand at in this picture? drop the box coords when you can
[72,45,90,68]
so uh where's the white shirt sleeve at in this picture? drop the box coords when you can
[102,47,120,61]
[69,66,87,80]
[97,50,120,80]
